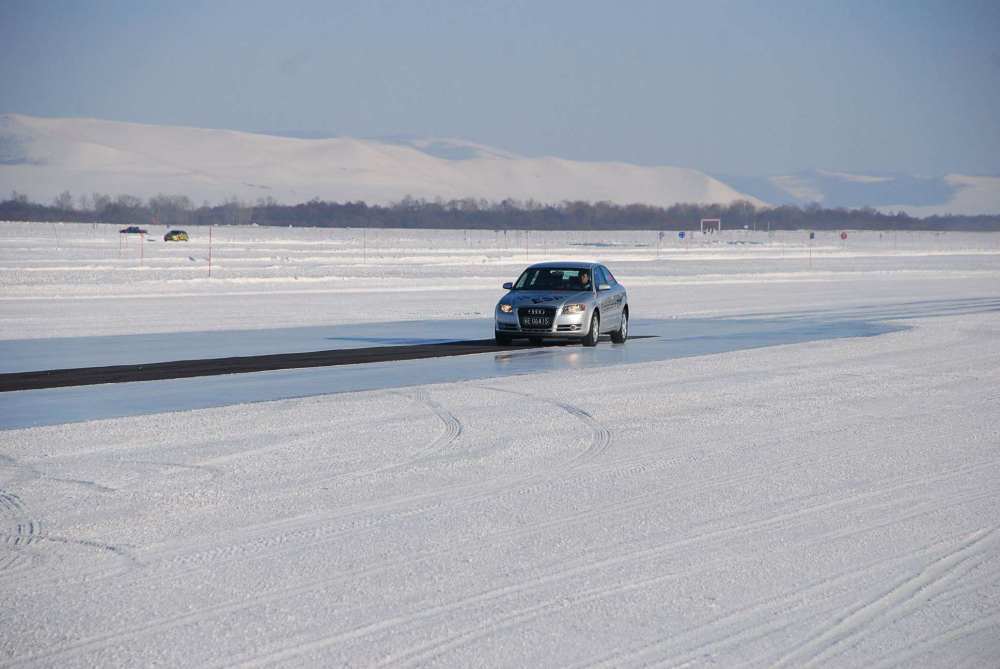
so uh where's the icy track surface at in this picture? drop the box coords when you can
[1,223,1000,667]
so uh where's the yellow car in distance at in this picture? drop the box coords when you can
[164,229,189,242]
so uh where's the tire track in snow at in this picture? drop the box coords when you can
[0,453,116,493]
[372,572,687,669]
[198,390,463,475]
[38,427,996,589]
[119,459,223,482]
[0,481,136,586]
[0,487,133,587]
[477,385,613,466]
[9,459,994,667]
[0,489,42,576]
[385,536,965,669]
[8,383,640,590]
[402,390,463,457]
[121,387,604,579]
[770,527,1000,668]
[373,484,1000,669]
[132,390,465,576]
[868,610,1000,669]
[26,427,997,595]
[217,466,1000,668]
[0,491,37,541]
[4,450,818,666]
[383,389,464,465]
[120,455,652,593]
[651,554,1000,669]
[13,448,996,666]
[193,388,462,470]
[580,488,999,668]
[139,430,612,585]
[785,532,1000,667]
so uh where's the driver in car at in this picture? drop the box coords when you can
[579,270,591,290]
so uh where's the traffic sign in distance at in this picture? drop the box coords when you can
[840,231,848,240]
[678,231,686,239]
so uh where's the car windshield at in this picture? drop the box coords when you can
[513,267,592,291]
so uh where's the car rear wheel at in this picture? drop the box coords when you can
[582,313,600,347]
[611,309,628,343]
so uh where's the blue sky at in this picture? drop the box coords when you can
[1,0,998,176]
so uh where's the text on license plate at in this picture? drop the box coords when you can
[525,317,548,326]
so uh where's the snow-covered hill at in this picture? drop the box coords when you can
[0,114,761,208]
[721,169,1000,216]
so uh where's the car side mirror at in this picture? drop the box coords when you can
[598,283,611,291]
[502,282,513,290]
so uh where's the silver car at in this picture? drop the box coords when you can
[494,262,629,346]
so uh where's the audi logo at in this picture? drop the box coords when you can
[528,308,545,315]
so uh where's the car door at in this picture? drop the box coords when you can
[595,266,620,332]
[603,265,627,330]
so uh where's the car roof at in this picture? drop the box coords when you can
[525,261,600,270]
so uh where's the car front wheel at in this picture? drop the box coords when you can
[495,331,512,345]
[582,313,600,347]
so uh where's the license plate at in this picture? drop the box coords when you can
[526,317,548,327]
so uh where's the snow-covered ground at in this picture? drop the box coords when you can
[1,222,999,666]
[2,222,998,339]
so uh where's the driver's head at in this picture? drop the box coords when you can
[580,270,590,285]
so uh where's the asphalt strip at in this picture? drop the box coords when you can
[0,337,653,392]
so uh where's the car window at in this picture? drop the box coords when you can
[594,266,609,288]
[602,266,618,286]
[514,267,592,291]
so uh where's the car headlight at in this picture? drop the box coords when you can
[499,303,513,313]
[562,303,586,314]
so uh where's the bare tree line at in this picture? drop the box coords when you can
[1,190,998,231]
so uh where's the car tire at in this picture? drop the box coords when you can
[582,312,600,347]
[611,309,628,343]
[495,331,512,346]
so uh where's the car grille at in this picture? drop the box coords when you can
[518,306,556,331]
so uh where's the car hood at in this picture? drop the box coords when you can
[501,290,592,307]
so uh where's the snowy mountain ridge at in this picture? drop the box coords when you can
[719,169,1000,216]
[0,114,760,208]
[3,114,997,215]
